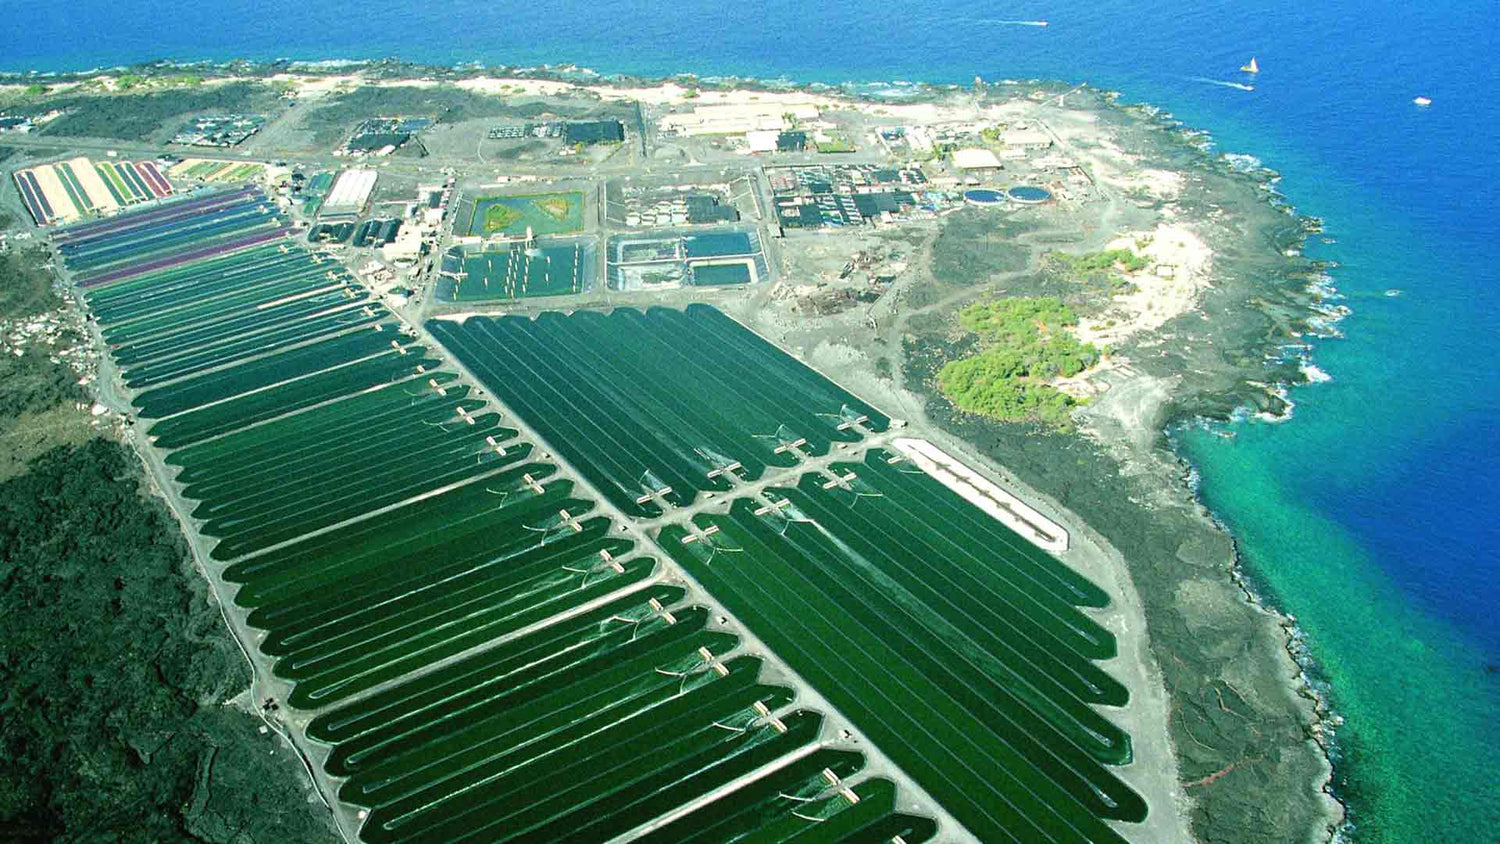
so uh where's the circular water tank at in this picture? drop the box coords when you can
[964,188,1005,206]
[1008,186,1052,204]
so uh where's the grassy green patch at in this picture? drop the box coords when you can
[469,192,583,236]
[1049,247,1149,274]
[815,134,857,153]
[480,201,522,234]
[223,163,264,181]
[183,160,225,178]
[937,297,1099,428]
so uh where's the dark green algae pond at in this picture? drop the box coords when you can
[426,305,891,518]
[436,305,1143,843]
[57,191,937,842]
[661,450,1142,844]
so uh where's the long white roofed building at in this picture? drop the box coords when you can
[322,168,378,217]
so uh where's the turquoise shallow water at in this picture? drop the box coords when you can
[5,1,1498,839]
[1178,418,1498,840]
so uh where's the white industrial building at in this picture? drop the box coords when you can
[381,224,424,266]
[745,130,780,153]
[660,102,820,136]
[952,148,1004,172]
[322,168,378,216]
[1001,127,1053,150]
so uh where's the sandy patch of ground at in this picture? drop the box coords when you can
[36,72,1071,140]
[1133,169,1185,199]
[374,79,441,89]
[267,73,361,98]
[1075,223,1213,349]
[448,76,1039,126]
[1056,220,1208,390]
[74,74,248,93]
[1053,355,1130,400]
[1048,106,1181,197]
[603,82,839,108]
[453,77,578,98]
[1052,128,1184,200]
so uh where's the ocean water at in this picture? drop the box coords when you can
[4,1,1497,839]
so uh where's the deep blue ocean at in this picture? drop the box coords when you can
[4,1,1496,839]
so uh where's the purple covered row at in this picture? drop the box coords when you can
[78,227,289,288]
[53,187,259,243]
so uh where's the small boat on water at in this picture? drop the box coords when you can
[1413,96,1432,107]
[1241,57,1260,73]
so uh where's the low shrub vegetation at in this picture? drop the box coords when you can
[937,297,1100,427]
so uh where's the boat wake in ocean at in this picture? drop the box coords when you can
[1190,77,1255,92]
[966,19,1049,27]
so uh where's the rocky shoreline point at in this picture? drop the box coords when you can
[728,80,1348,842]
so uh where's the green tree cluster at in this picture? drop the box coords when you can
[0,344,83,418]
[0,441,337,841]
[1050,247,1149,274]
[937,297,1100,427]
